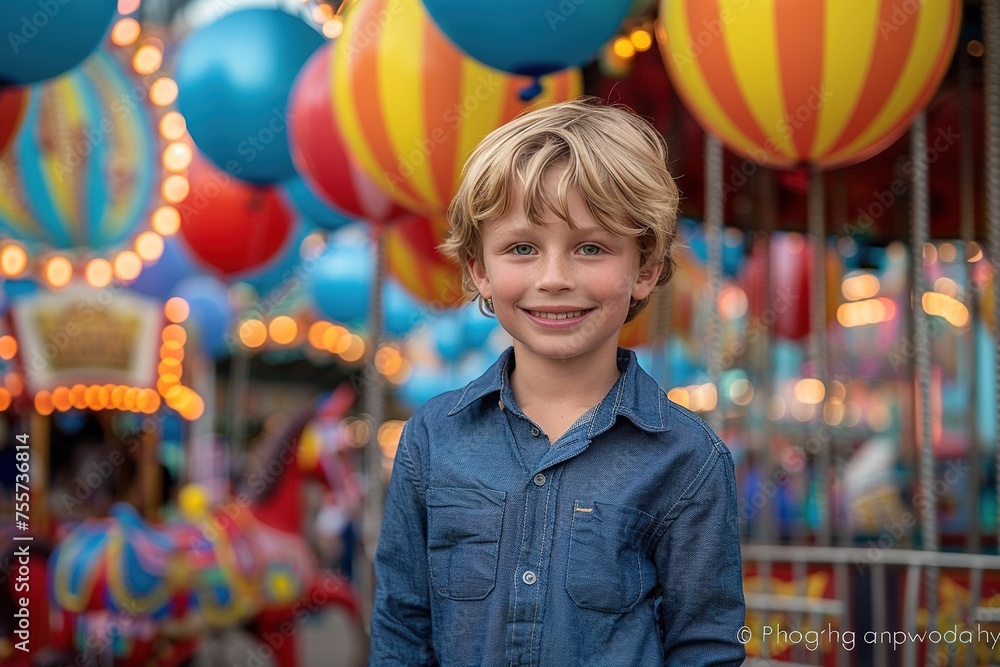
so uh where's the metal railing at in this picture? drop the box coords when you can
[741,545,1000,667]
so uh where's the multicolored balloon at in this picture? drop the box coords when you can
[0,50,155,250]
[175,8,325,184]
[0,0,117,84]
[288,43,411,226]
[384,215,465,308]
[332,0,583,215]
[657,0,961,169]
[178,155,295,276]
[421,0,632,78]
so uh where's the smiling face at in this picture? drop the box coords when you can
[468,168,661,366]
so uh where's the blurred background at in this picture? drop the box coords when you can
[0,0,996,664]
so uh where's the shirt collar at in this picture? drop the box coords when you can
[447,346,673,434]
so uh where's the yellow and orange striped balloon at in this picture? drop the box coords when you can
[332,0,582,215]
[658,0,961,169]
[385,215,465,309]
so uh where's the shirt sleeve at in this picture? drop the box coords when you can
[654,443,746,666]
[369,420,439,667]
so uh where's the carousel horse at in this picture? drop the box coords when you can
[37,384,362,667]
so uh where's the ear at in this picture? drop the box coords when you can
[631,261,663,302]
[468,255,491,299]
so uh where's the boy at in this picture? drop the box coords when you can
[370,99,745,666]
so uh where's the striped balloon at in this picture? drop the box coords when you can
[332,0,582,215]
[0,86,27,157]
[385,215,465,308]
[658,0,961,169]
[0,50,154,249]
[288,42,409,226]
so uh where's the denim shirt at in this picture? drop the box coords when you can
[371,347,745,667]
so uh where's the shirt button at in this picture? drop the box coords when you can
[533,473,546,487]
[498,399,504,410]
[530,426,540,437]
[522,571,537,585]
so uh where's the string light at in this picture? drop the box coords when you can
[164,297,190,323]
[149,77,178,106]
[111,18,141,46]
[134,231,165,262]
[133,44,163,75]
[113,250,143,281]
[0,245,28,277]
[45,256,73,288]
[159,111,187,140]
[151,206,181,235]
[85,258,114,288]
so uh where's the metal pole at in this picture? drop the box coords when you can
[361,227,388,619]
[910,112,938,629]
[808,167,830,547]
[958,49,981,552]
[984,0,1000,555]
[756,168,777,548]
[705,135,724,436]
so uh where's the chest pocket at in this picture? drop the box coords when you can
[426,486,506,601]
[566,500,656,613]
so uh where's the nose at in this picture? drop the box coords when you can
[534,251,574,293]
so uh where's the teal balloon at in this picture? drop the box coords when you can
[399,364,451,410]
[0,0,117,84]
[282,177,356,231]
[434,314,466,362]
[420,0,632,76]
[173,276,235,359]
[384,279,425,338]
[308,242,371,326]
[175,9,324,184]
[459,303,498,349]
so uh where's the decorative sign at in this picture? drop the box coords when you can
[10,286,162,392]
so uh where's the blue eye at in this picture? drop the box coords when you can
[511,244,534,255]
[579,244,603,256]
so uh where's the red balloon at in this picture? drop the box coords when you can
[178,156,294,276]
[288,42,409,226]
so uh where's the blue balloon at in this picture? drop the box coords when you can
[459,303,498,349]
[129,239,200,301]
[282,177,356,231]
[1,279,37,300]
[308,242,372,326]
[434,314,466,362]
[172,276,235,358]
[398,364,451,410]
[0,0,117,84]
[175,9,324,184]
[384,280,426,338]
[421,0,632,77]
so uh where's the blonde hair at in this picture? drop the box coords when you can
[441,97,680,323]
